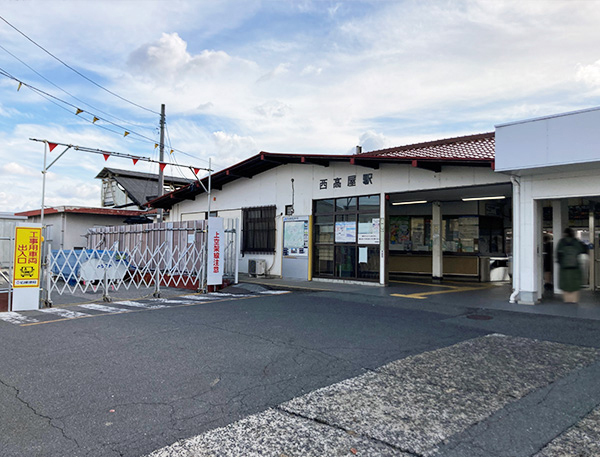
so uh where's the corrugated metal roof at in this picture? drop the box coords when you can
[15,207,155,217]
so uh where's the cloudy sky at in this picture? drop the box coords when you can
[1,0,600,212]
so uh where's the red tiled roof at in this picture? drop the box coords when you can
[359,132,495,160]
[15,206,156,217]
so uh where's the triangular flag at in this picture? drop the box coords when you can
[48,142,58,152]
[93,116,99,123]
[132,158,138,165]
[17,82,22,91]
[76,108,83,115]
[193,167,200,175]
[103,153,110,161]
[124,131,130,137]
[154,143,158,149]
[159,162,167,172]
[169,149,174,154]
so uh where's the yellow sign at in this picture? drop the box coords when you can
[13,227,42,288]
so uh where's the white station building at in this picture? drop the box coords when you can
[149,107,600,305]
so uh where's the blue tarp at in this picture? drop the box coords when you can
[51,250,129,285]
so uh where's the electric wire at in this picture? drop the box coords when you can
[0,42,155,133]
[0,14,160,115]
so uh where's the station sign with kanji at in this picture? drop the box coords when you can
[13,227,42,288]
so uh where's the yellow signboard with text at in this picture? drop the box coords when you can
[12,226,42,288]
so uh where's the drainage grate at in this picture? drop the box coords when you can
[466,314,493,321]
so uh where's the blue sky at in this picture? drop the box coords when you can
[1,0,600,212]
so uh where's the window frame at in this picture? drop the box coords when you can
[242,205,277,254]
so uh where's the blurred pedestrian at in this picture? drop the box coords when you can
[556,227,588,303]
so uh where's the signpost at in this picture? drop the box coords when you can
[11,224,42,311]
[207,217,224,286]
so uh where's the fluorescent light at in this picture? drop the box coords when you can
[392,200,428,206]
[462,196,506,201]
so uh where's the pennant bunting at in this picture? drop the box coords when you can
[103,153,110,161]
[159,162,167,172]
[124,131,130,137]
[76,108,83,115]
[193,167,200,175]
[170,149,174,154]
[132,158,138,165]
[154,143,158,149]
[17,82,22,91]
[93,116,99,123]
[47,142,58,152]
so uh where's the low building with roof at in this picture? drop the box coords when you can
[96,167,194,209]
[15,206,155,250]
[148,132,512,283]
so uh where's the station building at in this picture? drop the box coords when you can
[149,107,600,305]
[149,132,512,285]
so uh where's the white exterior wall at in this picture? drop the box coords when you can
[169,162,507,277]
[496,107,600,304]
[496,107,600,173]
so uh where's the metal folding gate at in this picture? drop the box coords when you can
[46,219,239,303]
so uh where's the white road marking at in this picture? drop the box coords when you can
[0,312,39,325]
[79,304,128,314]
[113,300,167,309]
[259,290,290,295]
[39,308,90,319]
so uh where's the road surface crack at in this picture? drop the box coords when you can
[0,375,82,449]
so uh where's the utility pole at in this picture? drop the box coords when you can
[157,103,166,223]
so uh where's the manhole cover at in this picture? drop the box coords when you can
[466,314,493,321]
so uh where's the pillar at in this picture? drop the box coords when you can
[551,199,568,294]
[432,201,443,281]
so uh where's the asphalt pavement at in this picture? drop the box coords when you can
[1,278,600,456]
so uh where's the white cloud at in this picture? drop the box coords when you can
[254,101,291,118]
[357,131,387,153]
[212,131,259,165]
[0,162,38,177]
[256,63,291,84]
[576,60,600,87]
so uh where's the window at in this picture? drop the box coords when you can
[242,206,276,253]
[313,195,380,281]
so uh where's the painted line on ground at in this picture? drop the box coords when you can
[79,304,130,314]
[0,312,39,325]
[17,295,263,327]
[39,307,91,318]
[391,285,491,300]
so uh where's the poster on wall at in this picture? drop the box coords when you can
[283,217,309,256]
[389,216,410,250]
[335,221,356,243]
[358,218,380,244]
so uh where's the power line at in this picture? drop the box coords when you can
[0,14,159,115]
[0,43,155,134]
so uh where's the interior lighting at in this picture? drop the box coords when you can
[392,200,428,206]
[462,196,506,201]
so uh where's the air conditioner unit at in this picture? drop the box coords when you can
[248,259,266,277]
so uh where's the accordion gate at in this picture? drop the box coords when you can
[46,220,238,302]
